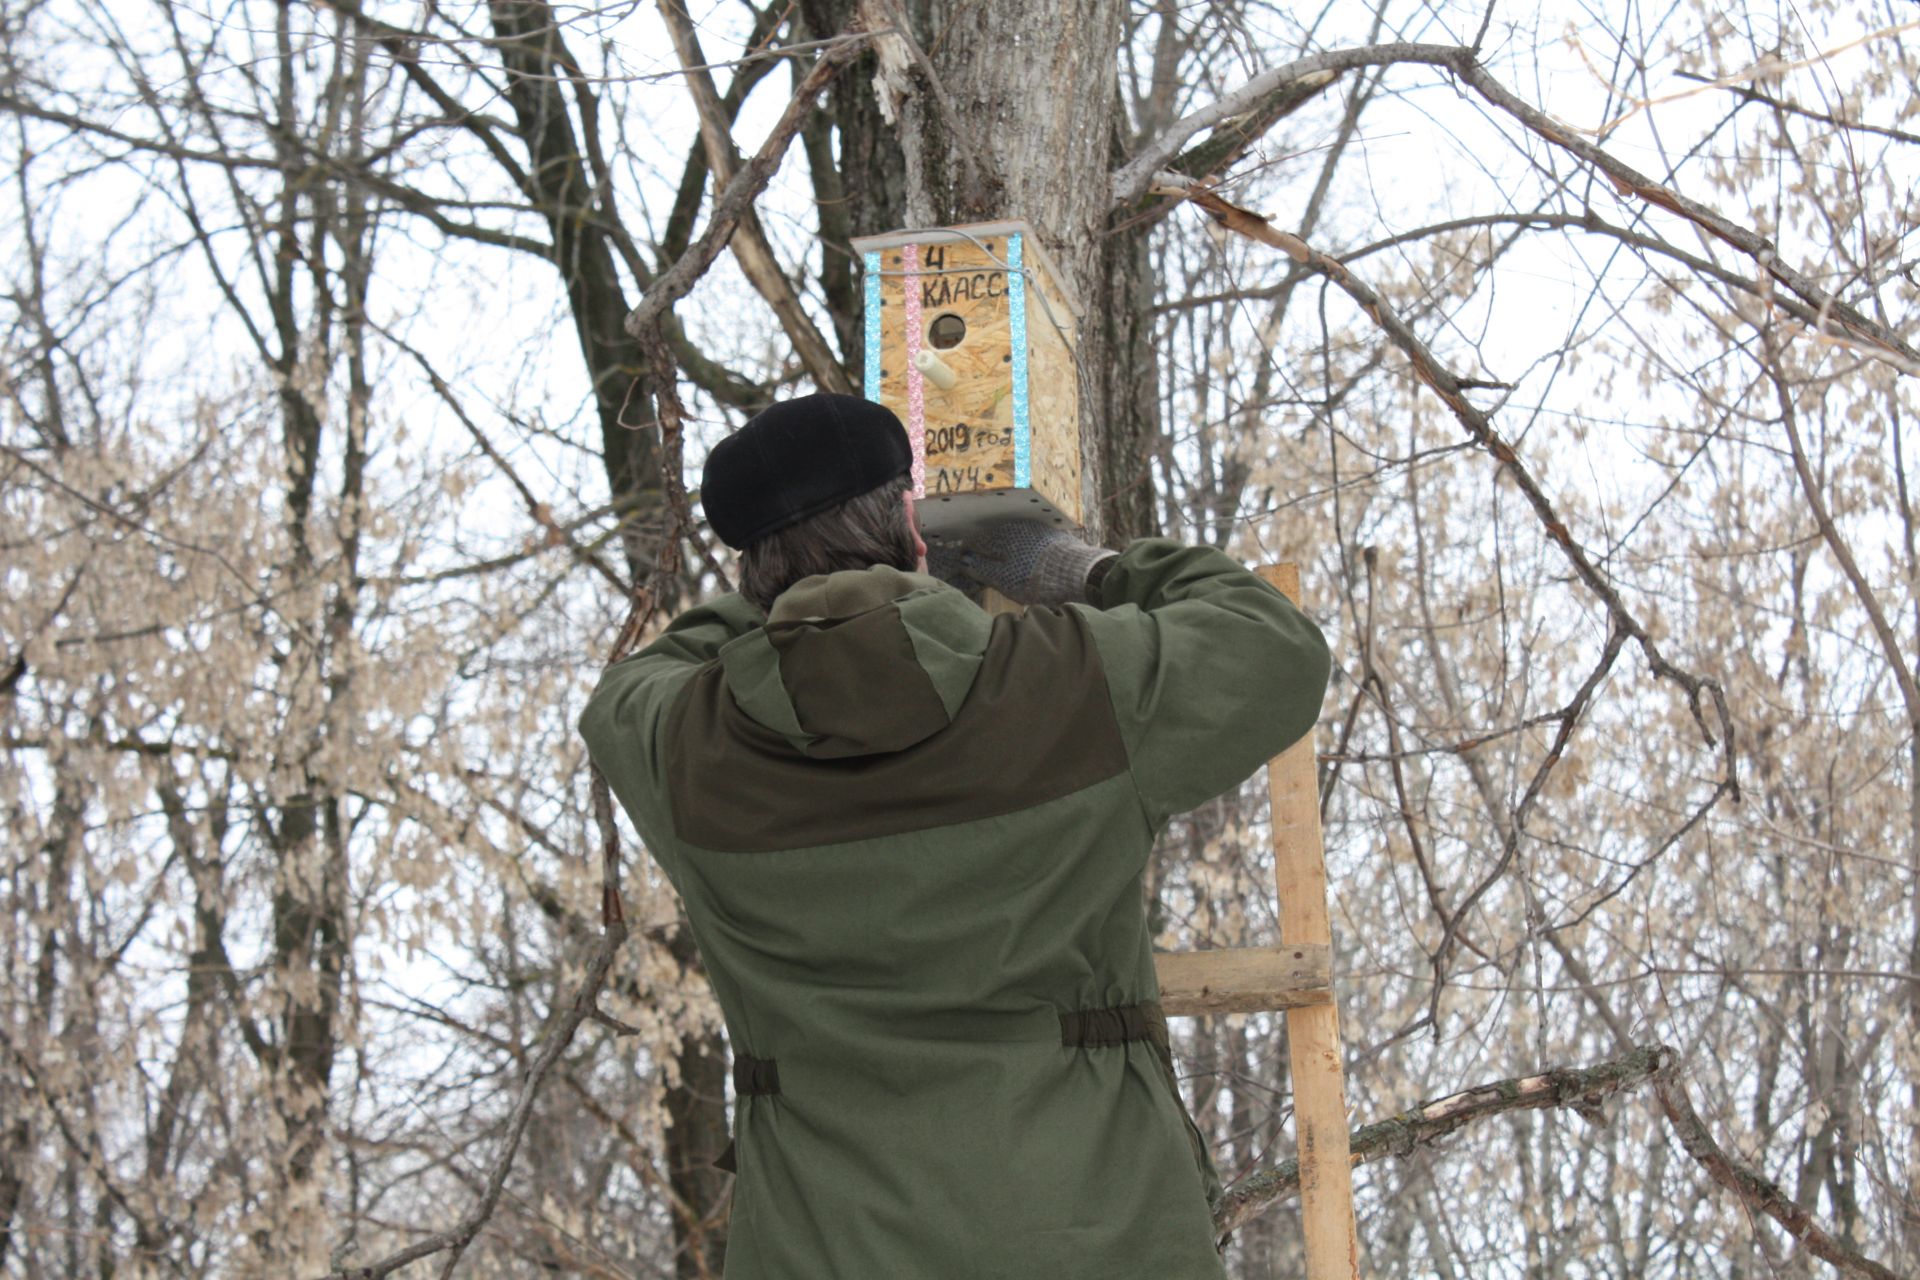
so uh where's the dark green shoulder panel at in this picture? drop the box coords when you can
[665,606,1129,851]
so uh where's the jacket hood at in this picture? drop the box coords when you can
[716,565,992,758]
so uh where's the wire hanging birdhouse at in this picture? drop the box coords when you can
[851,220,1083,538]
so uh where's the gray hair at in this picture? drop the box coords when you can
[737,476,918,612]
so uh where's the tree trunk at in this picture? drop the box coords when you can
[800,0,1159,542]
[484,7,731,1271]
[487,0,669,584]
[662,930,734,1278]
[260,10,353,1259]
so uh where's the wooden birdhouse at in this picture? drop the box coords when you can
[850,220,1082,539]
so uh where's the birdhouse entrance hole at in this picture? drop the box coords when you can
[928,313,966,349]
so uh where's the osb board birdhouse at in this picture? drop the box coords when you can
[850,220,1082,538]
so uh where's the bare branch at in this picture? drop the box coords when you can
[1674,70,1920,147]
[1114,43,1462,204]
[318,915,633,1277]
[380,328,631,594]
[1119,43,1920,374]
[1449,56,1920,374]
[624,22,872,338]
[1213,1044,1674,1241]
[1768,332,1920,727]
[1653,1074,1902,1280]
[1172,182,1741,795]
[656,0,851,392]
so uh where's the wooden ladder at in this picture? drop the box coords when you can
[1153,563,1360,1278]
[983,563,1358,1275]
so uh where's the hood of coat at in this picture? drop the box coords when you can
[716,565,992,759]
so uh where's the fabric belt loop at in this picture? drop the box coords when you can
[714,1052,780,1175]
[734,1052,781,1097]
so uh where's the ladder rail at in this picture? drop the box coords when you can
[1260,562,1361,1280]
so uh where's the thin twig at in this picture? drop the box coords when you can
[383,328,631,594]
[1426,623,1629,1024]
[1767,328,1920,728]
[1671,70,1920,147]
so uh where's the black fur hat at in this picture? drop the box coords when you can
[701,393,913,549]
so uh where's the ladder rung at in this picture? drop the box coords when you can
[1154,944,1333,1016]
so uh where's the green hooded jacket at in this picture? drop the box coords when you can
[580,537,1331,1279]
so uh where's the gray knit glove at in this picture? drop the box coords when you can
[925,522,1117,606]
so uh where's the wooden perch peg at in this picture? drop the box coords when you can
[913,348,959,390]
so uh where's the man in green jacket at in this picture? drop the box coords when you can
[580,393,1331,1279]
